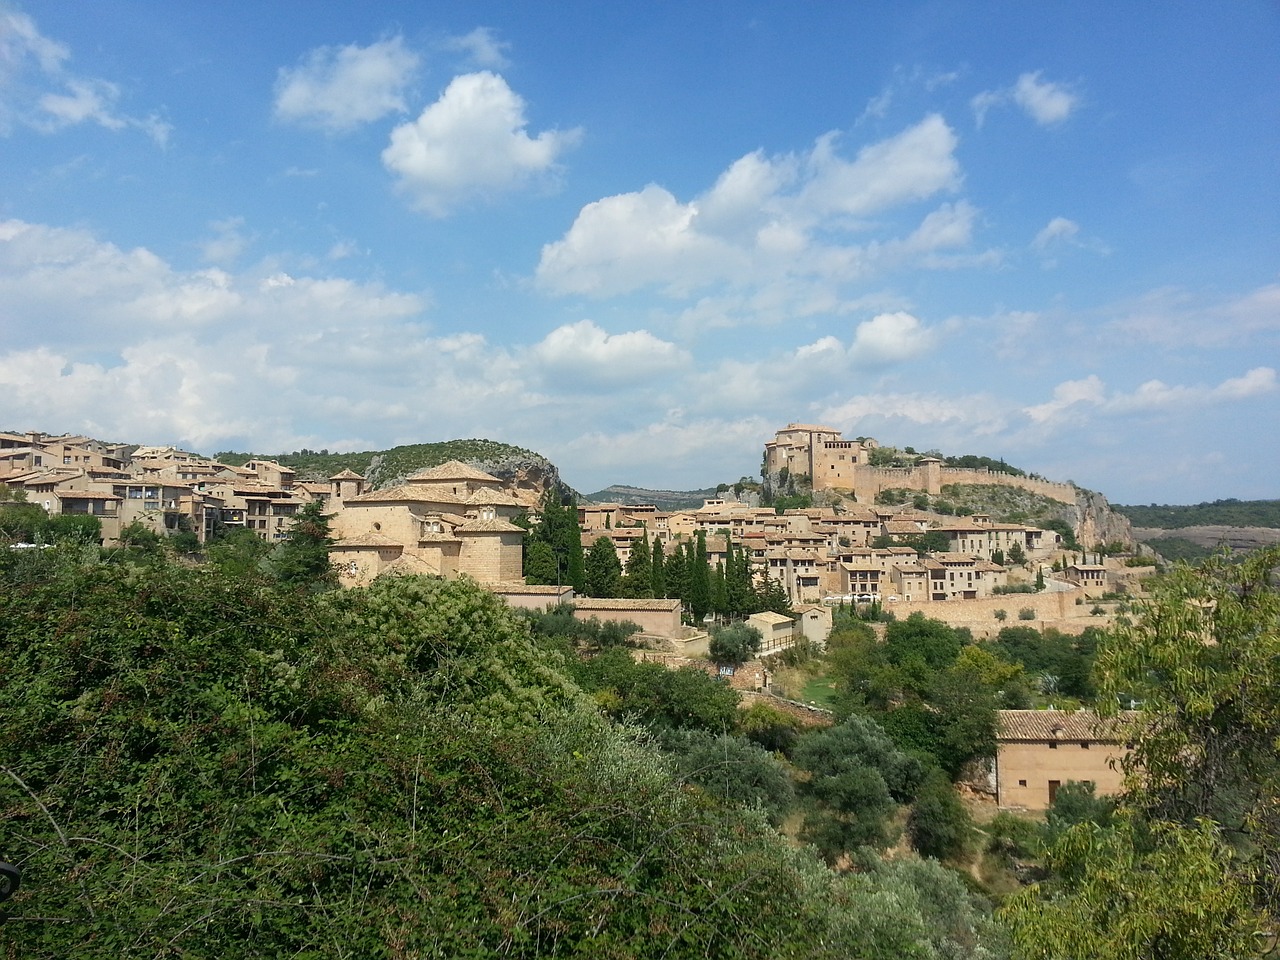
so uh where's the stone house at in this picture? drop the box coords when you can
[994,709,1135,810]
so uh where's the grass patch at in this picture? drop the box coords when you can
[800,675,839,709]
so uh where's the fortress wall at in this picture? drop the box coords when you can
[938,468,1077,503]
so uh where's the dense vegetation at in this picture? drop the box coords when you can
[1,534,1006,958]
[5,491,1277,957]
[213,438,545,485]
[1116,497,1280,529]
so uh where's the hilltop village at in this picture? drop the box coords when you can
[2,422,1141,648]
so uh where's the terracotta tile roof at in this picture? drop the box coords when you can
[997,709,1138,742]
[748,611,793,625]
[493,583,574,596]
[346,485,465,504]
[57,490,121,500]
[334,532,403,548]
[382,554,441,576]
[329,468,365,480]
[455,517,524,533]
[572,598,681,612]
[406,460,501,483]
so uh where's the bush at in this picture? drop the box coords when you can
[986,811,1044,861]
[994,609,1007,622]
[907,771,972,860]
[1018,608,1036,621]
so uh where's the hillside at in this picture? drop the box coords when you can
[1115,499,1280,560]
[582,483,720,510]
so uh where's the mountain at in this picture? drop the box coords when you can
[582,484,720,511]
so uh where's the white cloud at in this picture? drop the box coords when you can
[799,115,960,219]
[274,36,420,133]
[199,216,252,265]
[382,71,581,216]
[850,311,934,365]
[1032,216,1079,251]
[535,184,746,296]
[445,27,511,69]
[1109,284,1280,348]
[537,115,968,304]
[1013,71,1078,126]
[972,71,1078,128]
[529,320,690,388]
[0,10,168,143]
[1025,368,1277,423]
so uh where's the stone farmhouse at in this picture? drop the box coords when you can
[993,709,1136,810]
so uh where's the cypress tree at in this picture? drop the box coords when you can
[711,560,728,619]
[665,539,687,604]
[651,536,667,598]
[623,530,653,598]
[689,532,711,623]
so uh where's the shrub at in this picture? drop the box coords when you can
[1018,608,1036,621]
[907,771,973,860]
[994,609,1007,622]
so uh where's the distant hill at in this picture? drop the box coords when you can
[583,484,720,511]
[1115,499,1280,529]
[1115,499,1280,561]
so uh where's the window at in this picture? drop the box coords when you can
[1080,742,1090,749]
[1018,779,1027,787]
[1049,741,1058,749]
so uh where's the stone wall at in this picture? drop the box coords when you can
[887,583,1109,638]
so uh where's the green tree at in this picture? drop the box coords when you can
[584,536,623,597]
[793,715,926,861]
[709,622,763,667]
[688,532,711,622]
[1002,816,1258,960]
[621,529,653,597]
[907,769,972,860]
[650,535,667,597]
[1094,547,1280,914]
[117,519,164,557]
[1008,541,1027,565]
[664,730,795,825]
[263,500,337,589]
[205,526,271,578]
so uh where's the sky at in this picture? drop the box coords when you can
[1,2,1277,504]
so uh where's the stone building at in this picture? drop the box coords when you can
[994,709,1135,810]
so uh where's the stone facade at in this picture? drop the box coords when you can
[994,709,1136,810]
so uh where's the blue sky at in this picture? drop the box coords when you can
[1,2,1277,503]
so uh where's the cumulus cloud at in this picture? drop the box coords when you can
[529,320,690,388]
[445,27,511,69]
[537,115,970,303]
[1025,368,1277,423]
[799,115,960,219]
[972,71,1078,128]
[382,71,581,216]
[274,36,420,133]
[1013,71,1079,125]
[850,311,934,365]
[0,9,169,143]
